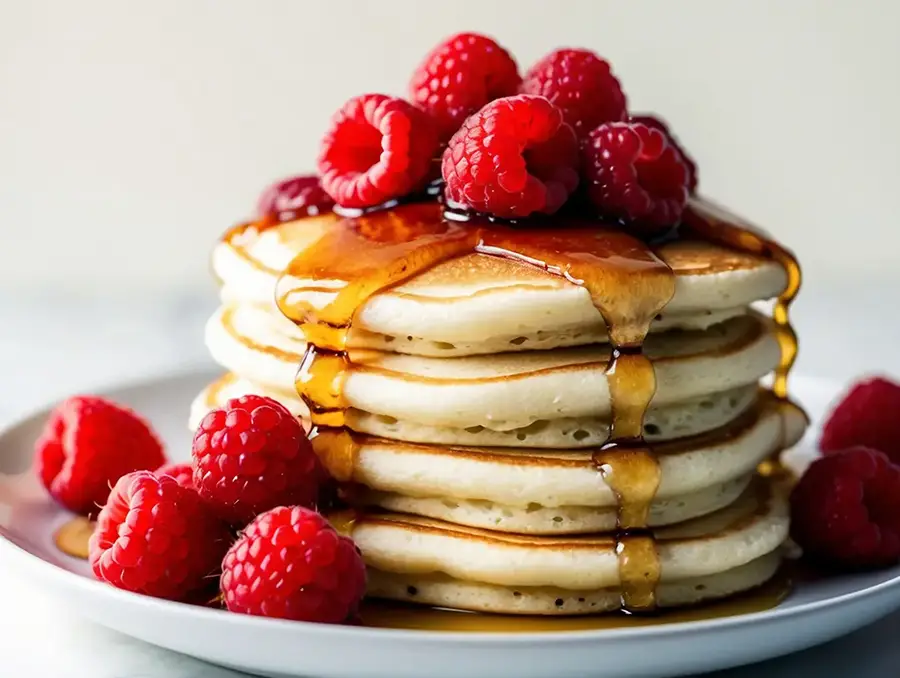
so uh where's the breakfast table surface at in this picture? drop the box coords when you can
[1,283,899,677]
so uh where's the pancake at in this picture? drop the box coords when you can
[204,310,780,434]
[190,372,761,447]
[325,397,802,532]
[214,199,787,356]
[361,474,753,535]
[366,551,781,615]
[332,480,788,615]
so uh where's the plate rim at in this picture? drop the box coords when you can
[1,367,898,645]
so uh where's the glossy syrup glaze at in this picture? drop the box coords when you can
[261,195,801,618]
[276,201,676,611]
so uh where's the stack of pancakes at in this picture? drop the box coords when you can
[191,198,806,616]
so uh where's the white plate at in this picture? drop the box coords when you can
[1,370,899,678]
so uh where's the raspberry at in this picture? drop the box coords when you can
[155,461,193,488]
[89,471,231,600]
[790,448,900,570]
[318,94,439,208]
[820,377,900,465]
[441,95,580,219]
[582,121,689,233]
[256,175,334,220]
[34,396,166,515]
[630,114,698,194]
[221,506,366,622]
[520,48,627,138]
[192,395,323,525]
[409,32,520,142]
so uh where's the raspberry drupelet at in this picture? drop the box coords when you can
[630,114,699,194]
[192,395,324,526]
[441,94,580,219]
[318,94,439,209]
[582,121,689,234]
[410,32,521,142]
[520,48,627,139]
[35,396,166,515]
[256,175,335,219]
[155,461,194,489]
[791,448,900,570]
[89,471,231,600]
[221,506,367,623]
[819,377,900,465]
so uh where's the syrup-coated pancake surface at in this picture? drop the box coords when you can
[213,199,788,355]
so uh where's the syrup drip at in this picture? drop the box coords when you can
[277,202,675,612]
[274,198,802,615]
[683,199,803,476]
[591,348,662,610]
[683,200,801,399]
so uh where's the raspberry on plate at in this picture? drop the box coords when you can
[582,121,689,233]
[256,174,334,220]
[520,48,627,138]
[35,396,166,515]
[89,471,231,600]
[410,32,520,142]
[820,376,900,464]
[630,114,699,194]
[790,447,900,570]
[318,94,439,209]
[155,461,193,488]
[192,395,324,525]
[221,505,366,623]
[441,94,580,219]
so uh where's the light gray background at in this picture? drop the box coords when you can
[2,0,900,294]
[2,0,900,675]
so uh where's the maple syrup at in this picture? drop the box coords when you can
[682,200,801,400]
[683,199,803,476]
[54,517,95,560]
[266,194,800,618]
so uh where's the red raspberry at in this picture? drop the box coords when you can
[155,461,193,489]
[192,395,323,525]
[34,396,166,515]
[582,121,689,233]
[409,32,520,142]
[318,94,439,208]
[520,48,627,138]
[256,175,334,220]
[89,471,231,600]
[221,506,366,622]
[441,95,580,219]
[630,114,698,194]
[790,448,900,570]
[820,377,900,465]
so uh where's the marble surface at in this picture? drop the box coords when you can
[1,285,899,677]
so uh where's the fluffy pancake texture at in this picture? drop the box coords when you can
[191,373,761,447]
[329,480,788,613]
[197,196,805,616]
[204,306,781,433]
[214,202,787,355]
[366,551,781,615]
